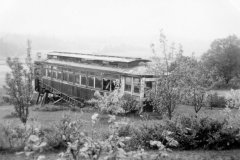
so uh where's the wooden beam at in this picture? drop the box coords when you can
[53,98,63,105]
[40,92,47,107]
[36,92,41,104]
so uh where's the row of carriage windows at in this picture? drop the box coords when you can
[43,67,141,94]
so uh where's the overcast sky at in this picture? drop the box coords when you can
[0,0,240,57]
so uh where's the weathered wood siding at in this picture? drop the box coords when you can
[42,78,96,100]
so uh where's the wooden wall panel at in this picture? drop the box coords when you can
[41,79,102,101]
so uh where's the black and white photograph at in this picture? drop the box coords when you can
[0,0,240,159]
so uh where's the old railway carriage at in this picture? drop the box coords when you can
[34,51,156,106]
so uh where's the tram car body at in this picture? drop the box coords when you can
[34,51,156,106]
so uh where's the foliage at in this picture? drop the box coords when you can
[125,120,177,150]
[3,109,240,159]
[211,79,240,90]
[0,118,48,159]
[55,112,179,160]
[170,56,213,113]
[0,122,27,150]
[148,76,181,120]
[43,114,83,150]
[20,128,47,159]
[94,89,125,115]
[113,108,240,151]
[226,89,240,109]
[91,90,140,115]
[149,31,213,118]
[191,89,206,113]
[4,53,34,124]
[121,94,139,114]
[148,31,182,120]
[202,35,240,84]
[167,112,240,150]
[0,87,7,106]
[206,93,227,109]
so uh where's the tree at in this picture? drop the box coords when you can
[4,40,34,124]
[202,35,240,84]
[171,55,213,113]
[148,31,182,119]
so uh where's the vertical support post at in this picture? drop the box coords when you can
[40,92,46,107]
[120,76,125,93]
[131,77,133,96]
[139,77,145,113]
[36,92,41,104]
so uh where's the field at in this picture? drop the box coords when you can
[1,63,240,159]
[1,104,240,160]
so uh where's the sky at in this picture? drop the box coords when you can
[0,0,240,57]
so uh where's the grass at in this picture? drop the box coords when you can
[0,104,142,140]
[0,104,234,133]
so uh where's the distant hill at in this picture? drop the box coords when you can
[0,33,152,59]
[0,35,25,59]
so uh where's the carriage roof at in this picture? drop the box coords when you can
[37,51,154,76]
[43,59,152,76]
[48,51,150,63]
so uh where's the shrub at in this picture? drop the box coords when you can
[91,90,140,115]
[226,89,240,109]
[127,120,167,149]
[43,114,83,150]
[206,93,227,109]
[121,94,140,114]
[115,111,240,151]
[211,79,240,90]
[167,114,240,150]
[94,90,125,115]
[0,119,44,151]
[0,122,26,150]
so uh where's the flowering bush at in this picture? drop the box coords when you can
[43,114,83,150]
[226,89,240,109]
[206,92,227,109]
[93,90,125,115]
[55,112,178,160]
[0,122,27,149]
[0,119,48,160]
[167,112,240,150]
[90,90,140,115]
[20,128,47,159]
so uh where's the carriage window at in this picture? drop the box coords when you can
[47,69,51,77]
[133,78,140,94]
[145,81,153,89]
[57,72,62,80]
[125,77,132,92]
[81,75,87,86]
[52,71,57,79]
[63,72,68,81]
[111,80,116,91]
[103,79,111,91]
[95,77,102,89]
[75,74,80,84]
[88,76,94,87]
[69,73,74,83]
